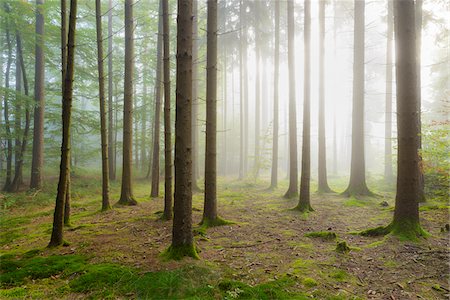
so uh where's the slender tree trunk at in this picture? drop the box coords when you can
[203,0,219,223]
[96,0,111,211]
[150,0,163,196]
[391,0,424,238]
[253,1,261,179]
[221,1,227,177]
[343,0,372,197]
[107,0,115,181]
[14,31,22,188]
[48,0,77,247]
[297,0,313,212]
[270,0,280,189]
[284,0,298,198]
[168,0,197,259]
[30,0,45,190]
[118,0,137,205]
[317,0,331,193]
[238,0,245,179]
[384,0,393,182]
[162,0,172,220]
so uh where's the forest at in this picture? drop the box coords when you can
[0,0,449,299]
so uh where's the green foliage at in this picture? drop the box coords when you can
[304,231,337,240]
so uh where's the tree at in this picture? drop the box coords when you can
[30,0,45,190]
[13,29,23,189]
[270,0,280,189]
[150,0,163,197]
[165,0,198,260]
[48,0,77,247]
[317,0,332,193]
[253,1,261,179]
[296,0,313,212]
[117,0,137,206]
[284,0,298,198]
[361,0,427,241]
[342,0,372,197]
[162,0,172,220]
[384,0,393,182]
[108,0,115,181]
[96,0,111,211]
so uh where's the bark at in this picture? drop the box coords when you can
[14,31,23,188]
[284,0,298,198]
[30,0,45,190]
[162,0,172,220]
[48,0,77,247]
[238,0,248,179]
[203,0,218,222]
[107,0,115,181]
[118,0,137,205]
[221,1,227,176]
[170,0,197,258]
[343,0,372,197]
[297,0,313,212]
[96,0,111,211]
[253,1,261,180]
[384,0,393,182]
[270,0,280,189]
[150,0,163,196]
[317,0,332,193]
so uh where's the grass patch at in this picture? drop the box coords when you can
[304,231,337,240]
[302,277,318,287]
[343,197,369,207]
[419,204,450,211]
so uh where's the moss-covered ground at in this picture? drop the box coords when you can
[0,173,448,299]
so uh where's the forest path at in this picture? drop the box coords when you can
[1,178,449,299]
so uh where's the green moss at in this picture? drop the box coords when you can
[160,244,199,261]
[0,286,27,298]
[359,225,391,237]
[329,269,349,282]
[419,204,449,211]
[343,197,368,207]
[200,216,234,228]
[294,202,314,213]
[360,220,429,241]
[335,241,350,253]
[303,277,318,287]
[304,231,337,240]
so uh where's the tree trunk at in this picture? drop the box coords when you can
[297,0,313,212]
[14,30,23,189]
[48,0,77,247]
[203,0,219,224]
[107,0,115,181]
[150,0,163,196]
[384,0,393,183]
[284,0,298,198]
[270,0,280,189]
[253,1,261,180]
[238,0,245,179]
[118,0,137,205]
[96,0,111,211]
[317,0,332,193]
[30,0,45,190]
[168,0,197,259]
[162,0,172,220]
[221,1,227,177]
[343,0,372,197]
[192,0,201,192]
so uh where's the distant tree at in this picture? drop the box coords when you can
[342,0,372,197]
[107,0,115,181]
[49,0,77,247]
[284,0,298,198]
[96,0,111,211]
[13,28,23,189]
[270,0,280,189]
[167,0,198,259]
[162,0,172,220]
[253,1,261,179]
[117,0,137,206]
[384,0,393,182]
[30,0,45,190]
[192,0,201,192]
[296,0,313,212]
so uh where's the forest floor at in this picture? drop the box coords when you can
[0,173,449,299]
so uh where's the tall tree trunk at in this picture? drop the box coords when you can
[238,0,245,179]
[10,32,31,193]
[203,0,219,224]
[384,0,393,182]
[118,0,137,205]
[48,0,77,247]
[284,0,298,198]
[162,0,172,220]
[191,0,201,191]
[150,0,163,196]
[107,0,115,181]
[390,0,425,238]
[270,0,280,189]
[30,0,45,190]
[317,0,332,193]
[96,0,111,211]
[343,0,372,197]
[297,0,313,212]
[168,0,198,259]
[14,30,22,188]
[221,1,227,177]
[253,1,261,179]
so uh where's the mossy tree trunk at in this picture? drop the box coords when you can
[297,0,313,212]
[118,0,137,206]
[49,0,77,247]
[162,0,172,220]
[96,0,111,211]
[284,0,298,199]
